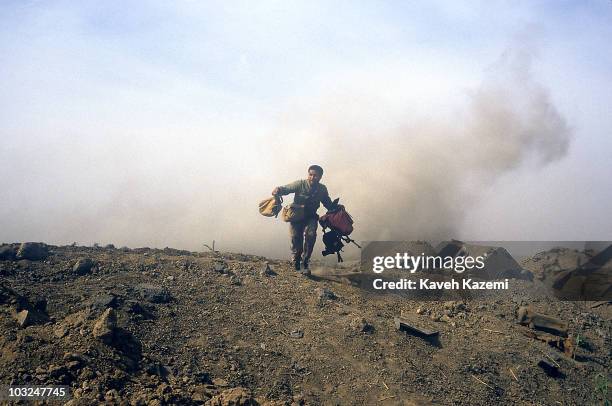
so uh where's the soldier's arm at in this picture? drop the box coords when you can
[273,180,301,196]
[321,187,334,210]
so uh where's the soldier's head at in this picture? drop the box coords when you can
[307,165,323,185]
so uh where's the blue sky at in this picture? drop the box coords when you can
[1,1,611,256]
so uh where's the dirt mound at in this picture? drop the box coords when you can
[0,244,610,405]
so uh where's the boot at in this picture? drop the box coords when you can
[293,258,301,271]
[302,259,311,275]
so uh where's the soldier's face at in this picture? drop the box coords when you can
[308,170,322,185]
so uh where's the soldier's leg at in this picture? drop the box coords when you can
[302,217,319,266]
[290,221,306,264]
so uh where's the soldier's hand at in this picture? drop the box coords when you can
[272,187,280,196]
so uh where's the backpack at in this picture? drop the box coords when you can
[319,199,360,262]
[259,196,283,217]
[319,206,354,235]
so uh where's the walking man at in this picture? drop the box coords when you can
[272,165,334,272]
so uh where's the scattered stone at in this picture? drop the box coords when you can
[206,387,256,406]
[63,352,90,367]
[522,330,575,357]
[54,324,69,338]
[260,263,276,277]
[350,317,373,333]
[517,306,568,337]
[16,242,49,261]
[394,317,439,338]
[105,389,120,403]
[230,275,242,286]
[440,314,453,324]
[31,297,47,312]
[416,307,425,315]
[15,310,34,327]
[13,306,49,328]
[0,245,17,260]
[166,275,175,282]
[192,385,214,402]
[89,293,118,310]
[436,241,529,280]
[290,329,304,339]
[92,308,117,344]
[146,363,173,380]
[136,284,172,303]
[214,262,229,274]
[316,287,336,301]
[125,300,155,319]
[537,359,565,378]
[73,258,95,275]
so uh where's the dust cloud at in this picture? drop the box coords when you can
[0,47,571,259]
[266,46,571,251]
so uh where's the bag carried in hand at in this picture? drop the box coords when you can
[319,206,354,235]
[281,203,305,223]
[259,196,283,217]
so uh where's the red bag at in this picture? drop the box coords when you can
[319,207,354,236]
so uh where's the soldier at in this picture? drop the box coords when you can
[272,165,334,272]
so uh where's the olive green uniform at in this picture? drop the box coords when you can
[276,180,333,263]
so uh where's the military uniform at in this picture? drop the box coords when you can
[276,179,333,265]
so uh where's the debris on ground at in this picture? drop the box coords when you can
[0,243,610,405]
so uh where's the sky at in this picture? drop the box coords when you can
[1,1,611,259]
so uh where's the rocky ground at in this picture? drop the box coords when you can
[0,243,610,405]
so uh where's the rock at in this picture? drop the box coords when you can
[32,297,47,312]
[440,314,453,323]
[350,317,373,333]
[136,283,172,303]
[193,385,214,402]
[126,300,155,319]
[105,389,121,403]
[395,317,439,338]
[16,242,49,261]
[517,306,568,337]
[537,359,565,378]
[146,363,173,380]
[63,352,90,366]
[15,310,34,327]
[0,245,17,260]
[316,287,336,301]
[13,307,49,328]
[54,324,69,338]
[89,293,118,310]
[205,387,257,406]
[73,258,95,275]
[92,308,117,344]
[260,263,276,277]
[214,262,229,274]
[290,329,304,339]
[436,241,528,280]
